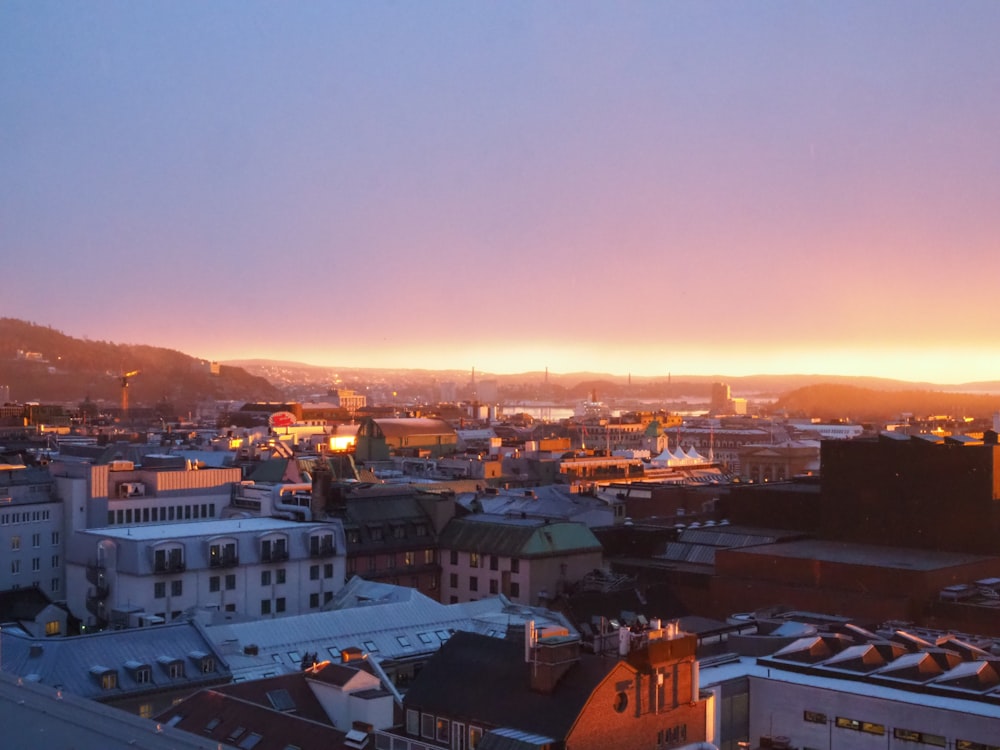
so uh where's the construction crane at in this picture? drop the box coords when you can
[119,370,140,417]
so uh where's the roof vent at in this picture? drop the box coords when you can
[29,645,43,658]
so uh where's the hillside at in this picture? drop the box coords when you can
[774,383,1000,421]
[0,318,280,409]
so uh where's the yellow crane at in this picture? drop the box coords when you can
[119,370,140,416]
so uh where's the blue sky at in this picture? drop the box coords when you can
[3,2,1000,382]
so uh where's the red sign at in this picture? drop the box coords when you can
[269,411,297,428]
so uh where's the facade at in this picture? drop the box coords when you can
[737,440,820,483]
[0,463,65,601]
[700,616,1000,750]
[66,516,346,628]
[821,433,1000,554]
[438,516,604,606]
[383,621,710,750]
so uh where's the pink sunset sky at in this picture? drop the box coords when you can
[2,2,999,383]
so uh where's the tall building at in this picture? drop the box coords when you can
[0,463,65,601]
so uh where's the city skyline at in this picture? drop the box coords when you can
[3,3,1000,383]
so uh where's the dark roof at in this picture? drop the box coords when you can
[439,516,601,558]
[215,670,333,725]
[0,586,61,621]
[156,688,349,750]
[403,631,611,739]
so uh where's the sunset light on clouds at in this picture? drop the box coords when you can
[2,2,999,383]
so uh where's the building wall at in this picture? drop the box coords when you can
[0,497,64,600]
[568,660,707,750]
[747,674,1000,750]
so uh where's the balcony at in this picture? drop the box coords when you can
[209,553,239,569]
[154,558,187,573]
[261,548,290,563]
[85,592,108,625]
[310,542,336,559]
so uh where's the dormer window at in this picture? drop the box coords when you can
[260,535,289,563]
[309,532,335,558]
[158,656,185,679]
[189,650,216,674]
[125,660,152,684]
[90,666,117,690]
[209,539,238,568]
[153,544,185,573]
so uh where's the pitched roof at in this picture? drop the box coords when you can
[403,631,612,739]
[439,516,602,558]
[0,621,229,701]
[156,688,349,750]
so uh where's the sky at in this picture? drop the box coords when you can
[3,2,1000,384]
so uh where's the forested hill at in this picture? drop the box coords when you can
[0,318,279,409]
[774,383,1000,421]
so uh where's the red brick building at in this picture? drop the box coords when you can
[384,623,710,750]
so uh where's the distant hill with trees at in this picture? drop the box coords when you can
[0,318,279,411]
[773,383,1000,421]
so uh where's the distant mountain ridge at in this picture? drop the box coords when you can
[0,318,279,409]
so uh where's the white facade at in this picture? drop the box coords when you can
[0,465,65,600]
[66,517,346,628]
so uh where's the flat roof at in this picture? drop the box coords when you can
[80,517,309,541]
[726,539,997,571]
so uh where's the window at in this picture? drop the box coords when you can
[346,528,361,544]
[261,570,272,586]
[310,533,335,556]
[421,714,435,739]
[135,667,151,684]
[276,568,286,584]
[323,563,333,579]
[613,691,628,713]
[369,526,384,542]
[406,710,420,736]
[11,535,20,551]
[894,729,946,747]
[415,523,428,537]
[309,593,319,608]
[154,581,166,599]
[171,579,183,596]
[469,576,478,592]
[275,597,286,613]
[139,703,152,719]
[958,742,1000,750]
[436,718,450,743]
[450,573,458,588]
[324,591,333,604]
[836,717,884,735]
[804,710,827,724]
[425,549,435,564]
[51,577,59,592]
[469,726,483,750]
[101,671,117,690]
[51,554,59,568]
[209,541,237,567]
[489,555,498,571]
[489,579,498,594]
[393,524,405,539]
[32,557,40,571]
[45,620,60,636]
[510,558,520,573]
[449,550,458,565]
[225,574,236,590]
[32,533,40,547]
[470,552,479,568]
[510,581,520,598]
[261,599,271,615]
[310,564,320,580]
[209,576,220,592]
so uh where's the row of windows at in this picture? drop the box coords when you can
[260,597,286,615]
[449,550,520,572]
[10,556,59,574]
[406,710,483,750]
[0,509,52,525]
[7,578,60,593]
[9,532,60,550]
[805,711,982,747]
[448,574,519,598]
[154,580,184,598]
[108,503,216,525]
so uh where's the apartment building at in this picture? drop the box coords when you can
[0,462,65,601]
[438,515,603,606]
[66,516,345,628]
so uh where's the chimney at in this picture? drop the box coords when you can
[529,636,581,695]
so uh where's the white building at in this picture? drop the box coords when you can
[66,516,345,629]
[0,463,65,600]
